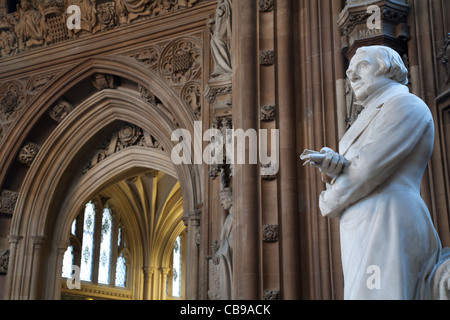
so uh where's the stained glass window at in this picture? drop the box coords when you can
[115,252,127,288]
[61,245,74,278]
[172,236,182,298]
[98,207,113,285]
[80,202,95,281]
[62,201,129,290]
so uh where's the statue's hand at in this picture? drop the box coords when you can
[310,147,349,178]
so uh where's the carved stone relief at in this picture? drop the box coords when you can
[0,190,19,215]
[92,73,119,90]
[49,100,75,123]
[259,0,274,12]
[263,290,280,300]
[17,141,40,166]
[159,38,202,85]
[437,33,450,84]
[262,224,278,242]
[181,81,201,118]
[260,50,275,66]
[82,123,163,174]
[0,249,9,274]
[0,0,205,57]
[261,104,276,122]
[0,81,26,123]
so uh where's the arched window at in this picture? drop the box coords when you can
[61,201,130,291]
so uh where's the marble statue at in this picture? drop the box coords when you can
[302,45,449,300]
[209,0,232,78]
[212,187,233,300]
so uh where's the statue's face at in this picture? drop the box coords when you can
[347,50,390,102]
[20,0,30,10]
[220,193,232,211]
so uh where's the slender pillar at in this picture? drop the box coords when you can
[30,235,46,300]
[160,267,170,300]
[232,0,260,300]
[274,0,301,300]
[185,209,200,299]
[4,235,22,299]
[142,267,152,300]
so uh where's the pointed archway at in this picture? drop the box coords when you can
[3,57,202,299]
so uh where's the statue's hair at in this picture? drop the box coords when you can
[356,46,409,85]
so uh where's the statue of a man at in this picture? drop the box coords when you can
[303,45,445,299]
[209,0,232,78]
[213,187,233,300]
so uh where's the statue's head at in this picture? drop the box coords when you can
[219,187,233,212]
[346,46,408,102]
[20,0,31,10]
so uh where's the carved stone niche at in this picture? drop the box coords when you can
[338,0,410,60]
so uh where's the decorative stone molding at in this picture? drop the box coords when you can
[261,105,276,122]
[49,100,75,123]
[0,190,19,215]
[259,0,274,12]
[0,249,9,274]
[260,50,275,66]
[262,225,278,242]
[263,290,280,300]
[17,142,40,166]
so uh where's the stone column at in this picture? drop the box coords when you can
[3,234,22,299]
[142,267,153,300]
[274,0,301,300]
[184,209,201,299]
[232,0,260,300]
[30,235,46,300]
[160,267,170,300]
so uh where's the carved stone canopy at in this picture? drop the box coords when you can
[338,0,410,60]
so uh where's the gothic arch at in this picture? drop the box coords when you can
[3,57,202,299]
